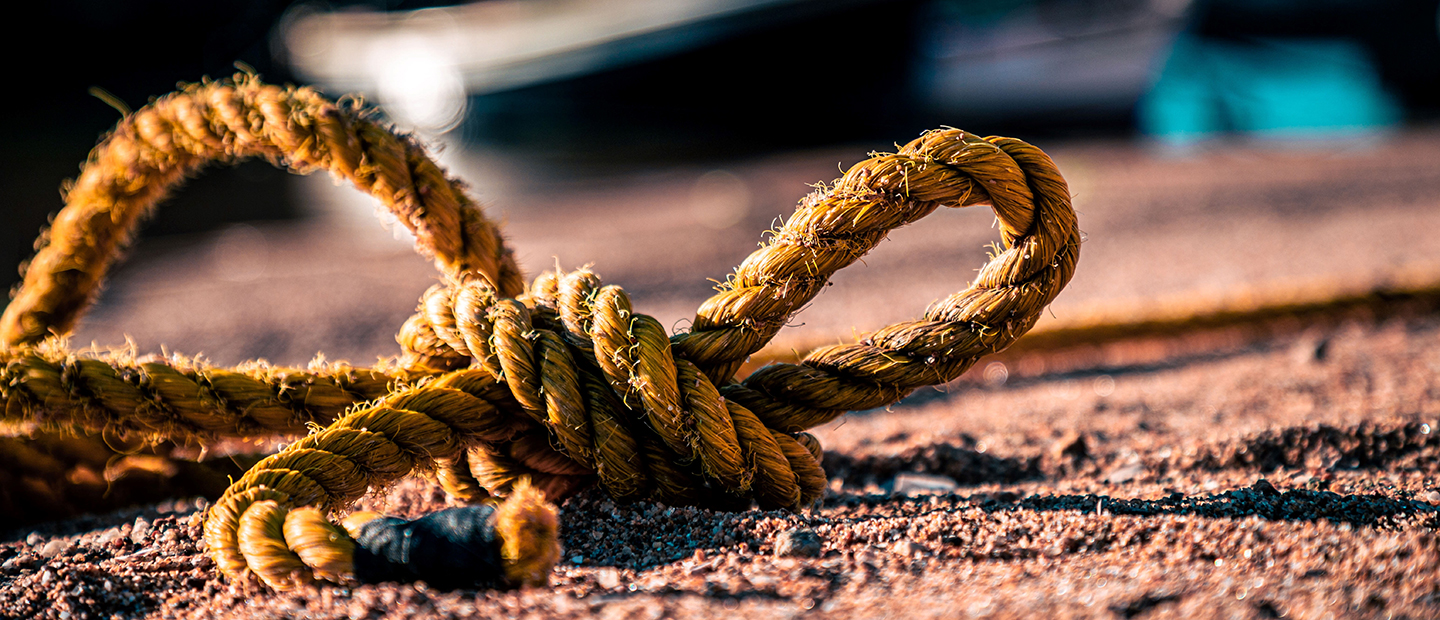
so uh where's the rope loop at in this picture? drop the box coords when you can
[1,73,522,348]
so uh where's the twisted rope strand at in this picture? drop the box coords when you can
[724,134,1080,430]
[1,74,521,348]
[204,368,531,587]
[0,343,435,440]
[672,131,1072,384]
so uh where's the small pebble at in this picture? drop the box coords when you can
[1251,479,1280,496]
[1425,490,1440,504]
[1104,462,1145,484]
[39,539,72,559]
[892,539,925,556]
[24,533,42,546]
[131,517,151,545]
[96,527,123,546]
[1050,431,1089,462]
[595,567,622,589]
[1291,338,1328,364]
[774,528,823,558]
[893,473,958,495]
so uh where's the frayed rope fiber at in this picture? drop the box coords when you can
[0,75,1078,590]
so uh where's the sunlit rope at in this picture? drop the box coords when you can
[0,76,1077,589]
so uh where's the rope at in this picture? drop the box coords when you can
[207,127,1079,588]
[0,77,1077,591]
[389,130,1079,504]
[0,73,523,348]
[405,273,827,510]
[0,342,438,440]
[203,368,552,588]
[0,75,549,590]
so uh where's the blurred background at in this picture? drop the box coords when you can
[2,0,1439,367]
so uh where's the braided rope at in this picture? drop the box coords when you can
[406,274,827,509]
[0,343,436,440]
[1,73,523,348]
[207,128,1079,587]
[724,135,1080,429]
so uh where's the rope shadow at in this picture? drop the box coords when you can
[1005,482,1440,529]
[823,443,1044,488]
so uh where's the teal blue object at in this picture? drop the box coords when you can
[1140,34,1401,144]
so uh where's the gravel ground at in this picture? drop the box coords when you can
[5,133,1440,619]
[5,313,1440,619]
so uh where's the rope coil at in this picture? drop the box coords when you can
[0,76,1078,591]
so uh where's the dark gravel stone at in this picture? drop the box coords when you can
[773,528,823,558]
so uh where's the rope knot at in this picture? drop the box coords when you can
[0,77,1079,590]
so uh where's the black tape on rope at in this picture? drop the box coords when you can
[351,505,507,589]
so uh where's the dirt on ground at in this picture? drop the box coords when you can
[4,133,1440,619]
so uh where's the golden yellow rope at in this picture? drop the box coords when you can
[0,343,433,529]
[1,77,1077,591]
[670,133,1077,384]
[0,75,552,590]
[0,343,436,439]
[203,368,551,588]
[0,74,523,348]
[722,135,1079,428]
[406,274,826,510]
[207,128,1078,588]
[394,130,1078,500]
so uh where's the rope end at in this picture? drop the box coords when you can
[496,479,561,587]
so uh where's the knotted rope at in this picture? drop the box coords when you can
[0,75,549,587]
[1,76,1078,590]
[209,128,1079,588]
